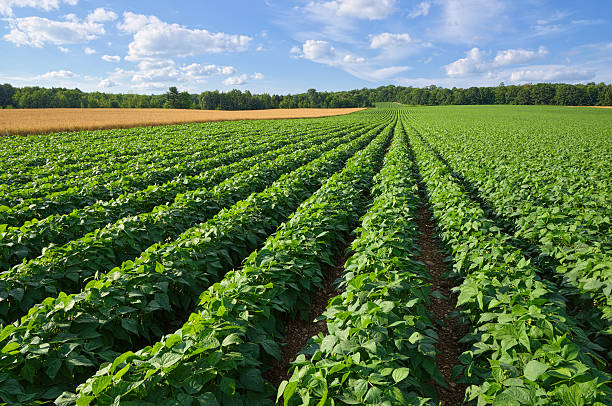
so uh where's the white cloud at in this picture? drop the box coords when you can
[292,39,365,65]
[223,74,248,86]
[444,47,487,76]
[36,69,78,79]
[4,9,114,47]
[493,46,547,67]
[58,46,69,52]
[304,0,397,20]
[370,33,413,49]
[223,72,264,86]
[433,0,506,44]
[117,12,251,61]
[0,0,78,16]
[291,39,409,82]
[509,66,594,83]
[84,46,95,54]
[86,8,117,23]
[98,78,118,88]
[445,46,548,77]
[408,1,430,18]
[101,54,120,62]
[113,60,239,88]
[116,11,159,33]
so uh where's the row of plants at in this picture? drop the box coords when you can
[408,109,611,330]
[0,121,370,270]
[406,120,612,405]
[0,125,239,202]
[278,116,445,405]
[0,124,375,325]
[0,115,388,404]
[0,122,340,226]
[60,112,396,405]
[0,120,286,185]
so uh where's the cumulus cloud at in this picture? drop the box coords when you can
[304,0,397,20]
[84,46,95,54]
[110,60,239,88]
[4,9,114,47]
[58,46,69,52]
[101,54,120,62]
[0,0,78,16]
[222,72,264,86]
[291,39,409,82]
[509,66,594,83]
[369,33,413,49]
[36,69,78,79]
[493,46,547,66]
[445,46,548,77]
[117,12,251,61]
[98,78,118,88]
[86,8,117,23]
[291,39,364,65]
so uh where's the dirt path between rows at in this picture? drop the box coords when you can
[416,202,468,405]
[264,240,354,390]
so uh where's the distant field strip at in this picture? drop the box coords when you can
[0,107,365,136]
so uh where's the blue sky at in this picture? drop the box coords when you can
[0,0,610,94]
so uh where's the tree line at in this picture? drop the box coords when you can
[0,82,610,110]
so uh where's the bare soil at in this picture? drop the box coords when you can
[264,241,354,390]
[416,203,468,406]
[0,107,365,136]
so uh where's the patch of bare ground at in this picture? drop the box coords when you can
[264,239,355,390]
[416,202,468,406]
[0,107,366,136]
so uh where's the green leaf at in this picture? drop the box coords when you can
[353,379,368,399]
[392,368,410,383]
[523,360,549,381]
[91,376,112,395]
[67,354,94,367]
[121,318,139,335]
[221,333,241,347]
[239,368,264,392]
[283,381,298,406]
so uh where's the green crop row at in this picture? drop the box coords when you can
[406,120,612,405]
[0,122,340,226]
[60,113,396,405]
[0,117,386,404]
[0,124,372,325]
[0,121,369,271]
[279,116,443,405]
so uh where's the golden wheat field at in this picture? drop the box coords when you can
[0,108,366,136]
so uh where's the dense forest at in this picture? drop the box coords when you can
[0,82,610,110]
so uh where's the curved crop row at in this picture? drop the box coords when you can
[62,113,395,406]
[0,117,384,404]
[0,125,372,325]
[0,122,368,270]
[0,122,345,226]
[411,122,612,329]
[406,122,612,405]
[279,118,444,405]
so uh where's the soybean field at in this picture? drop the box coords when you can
[0,104,611,405]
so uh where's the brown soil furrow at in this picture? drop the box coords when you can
[264,240,354,390]
[416,202,468,406]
